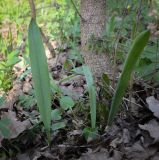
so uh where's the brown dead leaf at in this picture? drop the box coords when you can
[129,97,141,117]
[79,151,108,160]
[60,75,84,86]
[6,111,31,139]
[151,152,159,160]
[108,150,122,160]
[147,23,157,32]
[154,31,159,37]
[148,9,158,18]
[48,57,58,70]
[0,80,23,110]
[23,82,32,94]
[79,150,122,160]
[72,119,83,129]
[0,23,17,43]
[69,130,83,136]
[125,141,157,160]
[60,86,81,100]
[17,153,31,160]
[146,96,159,119]
[68,85,83,97]
[110,137,122,148]
[13,57,26,77]
[122,128,130,144]
[139,119,159,143]
[0,110,31,145]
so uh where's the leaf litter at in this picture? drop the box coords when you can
[146,96,159,119]
[1,38,159,159]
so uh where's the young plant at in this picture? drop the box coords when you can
[82,65,97,141]
[28,19,51,141]
[107,30,150,126]
[83,65,96,129]
[0,50,20,92]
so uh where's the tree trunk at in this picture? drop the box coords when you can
[80,0,111,81]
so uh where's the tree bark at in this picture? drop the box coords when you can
[80,0,111,81]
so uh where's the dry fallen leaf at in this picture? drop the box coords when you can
[139,119,159,143]
[79,151,108,160]
[151,152,159,160]
[17,153,31,160]
[129,97,141,117]
[146,96,159,119]
[122,128,130,144]
[0,80,23,110]
[125,141,157,160]
[23,82,32,94]
[108,150,123,160]
[110,137,122,148]
[69,130,82,136]
[79,150,122,160]
[0,110,31,146]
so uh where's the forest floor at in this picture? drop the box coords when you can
[1,32,159,160]
[0,21,159,160]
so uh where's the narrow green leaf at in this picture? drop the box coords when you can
[28,19,51,134]
[50,73,61,94]
[83,65,96,129]
[83,65,93,87]
[107,30,150,125]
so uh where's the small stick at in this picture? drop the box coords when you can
[70,0,85,22]
[28,0,36,19]
[40,28,56,58]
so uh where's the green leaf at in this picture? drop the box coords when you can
[6,58,20,67]
[19,94,36,109]
[6,51,20,67]
[63,59,74,70]
[60,96,74,110]
[72,66,84,75]
[83,65,96,129]
[51,109,62,121]
[28,19,51,136]
[52,121,66,131]
[83,65,93,87]
[19,68,31,81]
[50,73,61,94]
[83,127,98,142]
[107,30,150,126]
[59,74,76,84]
[102,73,110,86]
[7,50,19,60]
[0,95,6,107]
[0,118,11,138]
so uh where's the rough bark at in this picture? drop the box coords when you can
[80,0,111,81]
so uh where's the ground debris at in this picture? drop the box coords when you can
[139,119,159,143]
[146,96,159,119]
[1,47,159,159]
[79,149,122,160]
[125,141,157,160]
[0,110,31,147]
